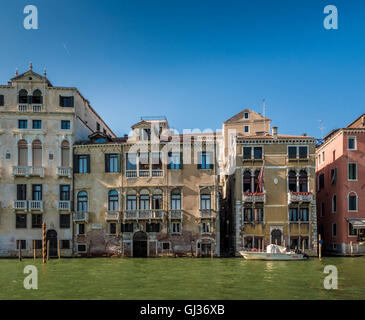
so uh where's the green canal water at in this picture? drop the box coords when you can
[0,257,364,300]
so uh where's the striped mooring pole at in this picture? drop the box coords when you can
[42,222,46,264]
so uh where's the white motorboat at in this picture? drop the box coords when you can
[239,244,308,261]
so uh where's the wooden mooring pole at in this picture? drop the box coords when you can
[318,234,322,260]
[18,243,22,261]
[42,222,46,264]
[33,240,36,260]
[47,240,49,261]
[58,240,61,259]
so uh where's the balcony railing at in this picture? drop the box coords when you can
[18,104,28,112]
[126,170,137,178]
[152,170,163,177]
[199,209,215,219]
[243,192,266,203]
[29,166,44,177]
[124,210,138,219]
[138,210,151,219]
[17,104,44,112]
[57,167,72,178]
[32,104,43,112]
[139,170,150,177]
[13,200,27,210]
[58,200,71,211]
[29,200,43,211]
[169,210,183,220]
[73,212,89,222]
[288,192,313,203]
[151,210,164,219]
[12,166,29,177]
[105,211,120,221]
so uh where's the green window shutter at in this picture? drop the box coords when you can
[86,155,91,173]
[117,154,121,172]
[73,155,79,173]
[105,154,110,172]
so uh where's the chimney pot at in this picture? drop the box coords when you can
[272,126,278,137]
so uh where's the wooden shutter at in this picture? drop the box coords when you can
[73,155,79,173]
[105,154,110,172]
[86,155,90,173]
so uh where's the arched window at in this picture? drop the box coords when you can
[108,190,119,211]
[77,191,88,212]
[288,170,297,192]
[299,170,308,192]
[18,139,28,166]
[139,190,150,210]
[171,189,181,210]
[348,192,357,211]
[243,170,252,193]
[18,89,28,104]
[32,140,42,167]
[32,89,42,104]
[61,140,70,167]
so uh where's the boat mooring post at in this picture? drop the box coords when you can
[47,240,49,261]
[58,240,61,259]
[350,241,353,256]
[318,234,322,260]
[42,222,46,264]
[33,240,36,260]
[18,243,22,261]
[302,239,305,253]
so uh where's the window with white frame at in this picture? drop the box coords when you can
[200,194,211,210]
[348,192,357,211]
[348,163,357,180]
[171,222,182,234]
[171,191,181,210]
[127,195,137,210]
[108,190,119,211]
[348,136,356,150]
[202,221,211,233]
[77,191,88,212]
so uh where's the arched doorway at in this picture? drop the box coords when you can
[271,229,282,246]
[133,231,147,257]
[46,229,58,257]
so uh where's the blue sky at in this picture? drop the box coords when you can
[0,0,364,137]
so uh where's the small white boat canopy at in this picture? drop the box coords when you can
[266,244,287,254]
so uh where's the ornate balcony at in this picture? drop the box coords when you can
[58,200,71,211]
[152,170,163,177]
[169,210,183,220]
[12,166,29,177]
[13,200,27,211]
[105,211,120,221]
[138,210,151,219]
[243,192,266,203]
[57,167,72,178]
[139,170,150,177]
[151,210,164,219]
[124,210,138,220]
[29,166,44,177]
[288,192,313,204]
[18,104,28,112]
[199,209,215,219]
[29,200,43,211]
[126,170,137,178]
[32,104,43,112]
[73,212,89,223]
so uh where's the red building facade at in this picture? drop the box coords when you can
[316,114,365,255]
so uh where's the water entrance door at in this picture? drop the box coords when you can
[133,231,147,257]
[271,229,282,246]
[46,229,58,257]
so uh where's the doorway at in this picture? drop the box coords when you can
[271,229,282,246]
[133,231,147,257]
[46,229,58,257]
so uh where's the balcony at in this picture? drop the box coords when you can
[13,200,27,211]
[169,210,183,220]
[12,166,29,177]
[32,104,43,112]
[151,210,164,219]
[73,212,89,223]
[243,192,266,203]
[288,192,313,204]
[29,200,43,211]
[105,211,120,221]
[29,166,44,177]
[152,170,163,177]
[124,210,138,220]
[139,170,150,177]
[18,104,28,112]
[126,170,137,178]
[138,210,151,219]
[17,104,44,112]
[57,167,72,178]
[58,200,71,211]
[199,209,215,219]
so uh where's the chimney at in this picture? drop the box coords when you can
[272,126,278,138]
[302,133,307,136]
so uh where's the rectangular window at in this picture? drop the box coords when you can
[31,214,42,228]
[109,223,117,234]
[200,195,211,210]
[146,223,160,233]
[126,153,137,170]
[332,223,337,237]
[140,128,151,141]
[253,147,263,160]
[17,184,27,200]
[348,163,357,180]
[171,222,182,234]
[202,222,211,233]
[139,153,149,170]
[77,244,86,252]
[18,119,28,129]
[152,152,162,170]
[330,168,337,184]
[139,195,150,210]
[244,125,249,133]
[349,223,357,236]
[168,152,183,169]
[34,240,42,249]
[61,120,71,130]
[60,214,71,228]
[244,112,249,119]
[77,223,85,235]
[299,208,309,222]
[348,137,356,150]
[332,195,337,213]
[299,146,308,159]
[105,154,120,172]
[32,120,42,129]
[0,94,4,106]
[96,122,100,131]
[126,196,137,210]
[16,214,27,228]
[319,174,325,190]
[321,202,325,217]
[59,96,74,108]
[74,155,90,173]
[152,195,162,210]
[16,240,26,250]
[349,195,357,211]
[60,185,70,201]
[289,208,298,222]
[288,146,297,159]
[171,194,181,210]
[61,240,70,249]
[162,242,170,250]
[32,185,42,200]
[199,152,213,169]
[121,223,134,233]
[243,147,252,160]
[243,208,253,222]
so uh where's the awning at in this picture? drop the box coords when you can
[347,218,365,229]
